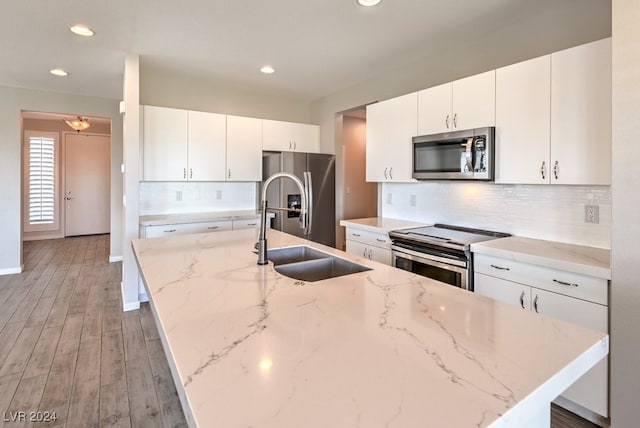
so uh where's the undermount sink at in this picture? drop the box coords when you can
[267,246,372,282]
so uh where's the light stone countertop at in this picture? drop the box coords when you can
[339,217,429,233]
[139,210,271,227]
[471,236,611,280]
[132,229,608,428]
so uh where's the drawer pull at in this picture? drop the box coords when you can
[207,226,219,230]
[376,238,387,243]
[352,233,361,237]
[246,223,257,226]
[164,229,177,233]
[553,279,579,287]
[519,291,525,309]
[533,295,540,313]
[490,264,510,271]
[368,249,373,260]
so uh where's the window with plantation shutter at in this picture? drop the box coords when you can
[24,131,59,231]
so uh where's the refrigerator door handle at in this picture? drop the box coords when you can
[303,171,313,235]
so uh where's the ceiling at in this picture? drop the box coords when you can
[1,0,610,103]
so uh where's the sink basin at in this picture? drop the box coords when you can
[267,245,330,266]
[269,246,372,282]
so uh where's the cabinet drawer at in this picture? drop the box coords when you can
[144,220,232,238]
[474,254,607,305]
[345,227,391,249]
[232,218,260,230]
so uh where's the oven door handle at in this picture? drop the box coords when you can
[391,245,467,268]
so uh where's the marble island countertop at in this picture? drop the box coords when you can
[132,229,608,428]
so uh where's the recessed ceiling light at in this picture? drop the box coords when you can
[70,25,94,37]
[260,65,275,74]
[50,68,68,77]
[358,0,381,6]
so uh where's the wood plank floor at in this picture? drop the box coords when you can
[0,236,601,427]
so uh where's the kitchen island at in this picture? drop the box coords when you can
[132,228,608,428]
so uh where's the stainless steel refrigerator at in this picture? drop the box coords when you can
[262,152,336,247]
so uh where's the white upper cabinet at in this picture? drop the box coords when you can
[366,92,417,182]
[187,110,227,181]
[495,55,551,184]
[263,119,320,153]
[496,38,611,185]
[418,70,495,135]
[143,106,188,181]
[551,38,612,185]
[226,115,262,181]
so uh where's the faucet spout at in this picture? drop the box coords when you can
[257,172,308,265]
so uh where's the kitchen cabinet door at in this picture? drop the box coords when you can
[495,55,551,184]
[366,92,417,182]
[417,82,452,135]
[187,110,226,181]
[143,106,188,181]
[226,115,262,181]
[551,38,611,185]
[263,119,320,152]
[532,288,608,417]
[452,70,496,131]
[345,240,391,265]
[474,273,531,310]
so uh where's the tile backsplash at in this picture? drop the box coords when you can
[381,182,611,248]
[139,182,257,215]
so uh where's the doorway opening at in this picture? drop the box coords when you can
[336,106,377,250]
[21,111,112,241]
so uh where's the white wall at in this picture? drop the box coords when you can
[0,85,123,274]
[610,0,640,425]
[139,182,257,215]
[382,182,611,248]
[140,66,313,124]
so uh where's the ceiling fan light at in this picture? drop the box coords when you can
[65,116,91,132]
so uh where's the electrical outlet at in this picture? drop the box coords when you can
[175,190,183,202]
[409,194,417,207]
[385,193,393,205]
[585,204,599,224]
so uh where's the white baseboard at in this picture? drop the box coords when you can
[120,281,141,312]
[0,266,23,276]
[139,292,149,303]
[109,255,123,263]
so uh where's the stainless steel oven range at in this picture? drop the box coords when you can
[389,224,510,291]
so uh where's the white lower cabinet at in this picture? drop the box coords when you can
[474,254,608,419]
[142,220,233,238]
[344,227,392,265]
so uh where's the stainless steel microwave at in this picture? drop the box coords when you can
[412,126,495,181]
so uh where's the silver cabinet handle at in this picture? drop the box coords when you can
[207,226,219,230]
[533,295,539,313]
[540,161,546,180]
[183,168,187,179]
[228,169,231,180]
[445,114,450,129]
[553,279,579,287]
[389,167,393,180]
[294,141,297,150]
[453,113,457,128]
[519,291,526,309]
[289,141,292,150]
[247,223,257,226]
[384,167,388,179]
[164,229,177,233]
[363,248,367,257]
[490,264,510,271]
[351,233,361,237]
[190,168,193,179]
[368,249,373,260]
[376,238,387,243]
[553,161,559,180]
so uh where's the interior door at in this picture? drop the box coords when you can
[65,133,111,236]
